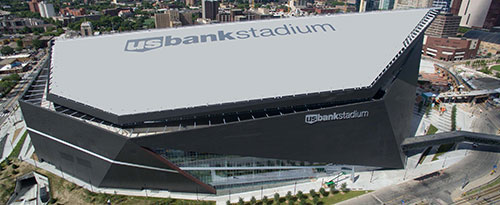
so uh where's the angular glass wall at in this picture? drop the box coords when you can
[151,148,333,191]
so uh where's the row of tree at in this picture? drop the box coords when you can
[230,183,350,205]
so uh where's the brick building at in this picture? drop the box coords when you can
[422,35,480,61]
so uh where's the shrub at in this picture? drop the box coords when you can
[297,191,303,200]
[309,189,316,197]
[262,196,269,205]
[274,193,280,204]
[340,183,349,192]
[226,200,231,205]
[286,191,292,201]
[313,196,319,205]
[319,188,328,197]
[451,105,457,131]
[250,196,256,204]
[238,197,244,205]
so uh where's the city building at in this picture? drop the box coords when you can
[20,9,437,194]
[379,0,395,10]
[112,0,136,4]
[358,0,379,12]
[449,0,462,15]
[38,2,56,18]
[394,0,433,9]
[422,35,480,61]
[0,17,54,34]
[185,0,197,6]
[80,21,93,37]
[432,0,452,11]
[28,0,40,13]
[60,7,86,16]
[464,30,500,56]
[424,12,460,38]
[457,0,500,29]
[202,0,219,20]
[154,10,183,29]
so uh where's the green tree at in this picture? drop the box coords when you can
[312,196,319,205]
[238,197,244,205]
[495,72,500,78]
[286,191,292,202]
[340,183,349,192]
[1,46,14,55]
[297,191,303,200]
[309,189,316,198]
[319,187,328,197]
[226,200,231,205]
[32,39,44,49]
[16,39,23,48]
[262,196,269,205]
[250,196,257,204]
[274,193,280,204]
[329,186,337,195]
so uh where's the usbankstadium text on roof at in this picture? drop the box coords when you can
[21,9,437,194]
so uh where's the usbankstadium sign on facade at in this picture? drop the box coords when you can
[305,110,369,124]
[20,9,437,194]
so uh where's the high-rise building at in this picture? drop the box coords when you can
[357,0,379,12]
[202,0,219,20]
[379,0,395,10]
[425,13,461,37]
[155,10,183,28]
[483,0,500,29]
[28,0,40,13]
[80,21,93,37]
[38,2,56,18]
[458,0,499,29]
[450,0,462,15]
[155,13,170,28]
[179,11,194,26]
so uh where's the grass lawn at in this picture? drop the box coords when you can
[320,191,371,204]
[0,159,214,205]
[431,143,454,161]
[427,124,438,135]
[7,131,27,160]
[491,65,500,72]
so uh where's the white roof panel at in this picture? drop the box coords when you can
[50,9,431,115]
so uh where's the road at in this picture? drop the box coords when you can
[339,149,500,205]
[340,102,500,205]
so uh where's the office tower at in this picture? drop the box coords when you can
[28,0,40,13]
[425,13,461,37]
[202,0,219,20]
[458,0,500,29]
[379,0,395,10]
[38,2,56,18]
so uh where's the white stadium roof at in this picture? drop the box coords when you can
[50,9,431,115]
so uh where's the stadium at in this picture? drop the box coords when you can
[20,9,437,194]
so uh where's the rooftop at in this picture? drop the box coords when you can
[49,9,432,116]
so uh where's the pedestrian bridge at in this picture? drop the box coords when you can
[401,131,500,151]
